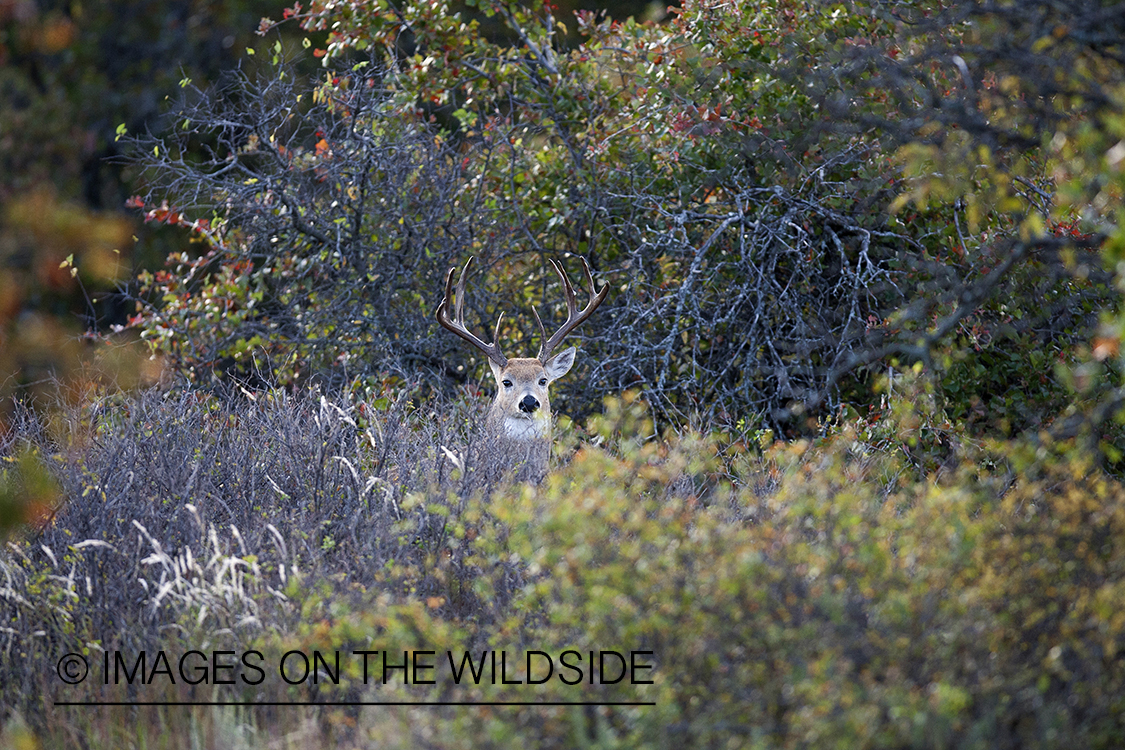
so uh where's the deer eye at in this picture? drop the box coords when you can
[502,379,513,388]
[538,378,548,386]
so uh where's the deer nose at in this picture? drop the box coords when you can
[519,395,540,414]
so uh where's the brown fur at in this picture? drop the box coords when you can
[485,351,575,479]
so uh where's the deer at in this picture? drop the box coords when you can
[436,256,608,478]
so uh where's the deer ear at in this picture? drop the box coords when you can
[543,347,576,381]
[488,358,507,383]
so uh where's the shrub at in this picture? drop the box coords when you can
[3,387,1125,748]
[127,0,1125,446]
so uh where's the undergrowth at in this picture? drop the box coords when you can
[2,384,1124,749]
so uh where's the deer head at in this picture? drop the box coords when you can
[436,257,608,444]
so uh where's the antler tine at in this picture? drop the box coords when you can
[537,257,609,361]
[452,261,467,323]
[531,306,547,350]
[552,258,579,319]
[436,257,508,368]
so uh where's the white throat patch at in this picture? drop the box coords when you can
[502,414,550,440]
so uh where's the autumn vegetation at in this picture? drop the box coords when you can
[2,0,1125,747]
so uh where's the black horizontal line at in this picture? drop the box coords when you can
[55,701,655,707]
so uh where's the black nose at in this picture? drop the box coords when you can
[519,395,540,413]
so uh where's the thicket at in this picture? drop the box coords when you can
[124,0,1124,445]
[2,384,1125,748]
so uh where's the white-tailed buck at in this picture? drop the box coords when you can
[436,257,607,477]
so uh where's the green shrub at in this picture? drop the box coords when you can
[4,390,1125,749]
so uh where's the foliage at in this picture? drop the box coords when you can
[817,0,1125,444]
[2,386,1125,747]
[6,2,1125,746]
[127,58,521,392]
[134,1,904,430]
[0,0,290,391]
[124,0,1123,448]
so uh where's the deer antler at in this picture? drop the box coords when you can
[535,257,608,362]
[436,257,508,368]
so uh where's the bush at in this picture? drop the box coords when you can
[3,386,1125,748]
[126,0,1125,448]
